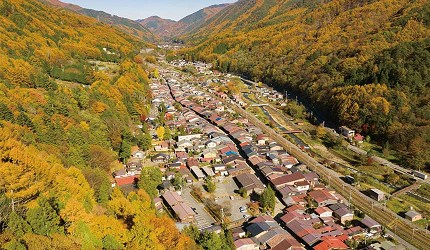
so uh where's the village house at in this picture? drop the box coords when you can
[152,153,170,163]
[213,164,228,176]
[308,189,339,207]
[202,167,215,177]
[234,238,259,250]
[228,163,252,177]
[330,204,354,225]
[235,173,265,195]
[339,126,355,138]
[313,236,348,250]
[154,141,169,151]
[360,215,382,234]
[270,172,306,190]
[132,150,145,159]
[314,207,333,218]
[161,191,196,223]
[190,166,205,181]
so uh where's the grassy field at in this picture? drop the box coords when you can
[416,184,430,200]
[387,194,430,223]
[358,141,401,164]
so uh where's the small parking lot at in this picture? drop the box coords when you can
[213,176,252,222]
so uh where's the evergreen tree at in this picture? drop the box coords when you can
[102,234,124,250]
[16,112,34,130]
[0,102,14,122]
[119,139,131,163]
[204,177,216,193]
[259,186,276,213]
[7,211,32,238]
[138,167,162,198]
[26,197,62,236]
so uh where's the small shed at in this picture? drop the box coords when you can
[369,188,385,201]
[405,210,422,222]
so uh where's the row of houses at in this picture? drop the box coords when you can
[161,191,196,223]
[166,74,397,249]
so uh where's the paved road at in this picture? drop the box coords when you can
[182,187,216,230]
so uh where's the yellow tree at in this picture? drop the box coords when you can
[156,126,165,140]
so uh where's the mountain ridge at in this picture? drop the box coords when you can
[179,0,430,170]
[138,3,231,39]
[39,0,155,41]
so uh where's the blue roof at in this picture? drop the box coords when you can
[225,151,238,156]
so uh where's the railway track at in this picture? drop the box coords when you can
[229,101,429,250]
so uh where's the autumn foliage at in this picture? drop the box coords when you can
[180,0,430,170]
[0,0,193,248]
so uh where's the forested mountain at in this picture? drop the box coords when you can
[179,0,430,171]
[40,0,155,41]
[0,0,194,248]
[137,16,176,38]
[173,4,231,37]
[138,4,230,39]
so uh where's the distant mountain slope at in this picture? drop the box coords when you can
[40,0,154,41]
[180,0,430,170]
[138,4,230,39]
[137,16,176,38]
[173,4,230,36]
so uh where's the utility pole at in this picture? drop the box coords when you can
[412,228,417,241]
[348,188,352,209]
[10,190,14,212]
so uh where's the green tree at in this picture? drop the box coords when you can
[138,167,162,198]
[0,102,14,122]
[238,187,248,198]
[26,197,62,236]
[182,224,200,242]
[259,186,275,213]
[82,168,111,204]
[164,127,172,140]
[7,211,31,238]
[119,139,131,163]
[204,177,216,193]
[171,174,185,190]
[137,132,152,151]
[16,112,33,130]
[102,234,124,250]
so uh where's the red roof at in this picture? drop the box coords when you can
[309,189,337,204]
[315,207,332,216]
[271,172,306,187]
[115,175,139,186]
[249,215,275,224]
[285,204,305,213]
[354,134,364,141]
[280,211,304,224]
[313,237,348,250]
[234,238,255,249]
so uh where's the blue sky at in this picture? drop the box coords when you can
[63,0,237,21]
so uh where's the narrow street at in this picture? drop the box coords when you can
[182,187,216,230]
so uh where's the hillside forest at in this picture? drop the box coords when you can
[179,0,430,171]
[0,0,197,249]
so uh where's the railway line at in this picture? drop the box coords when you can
[228,100,428,250]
